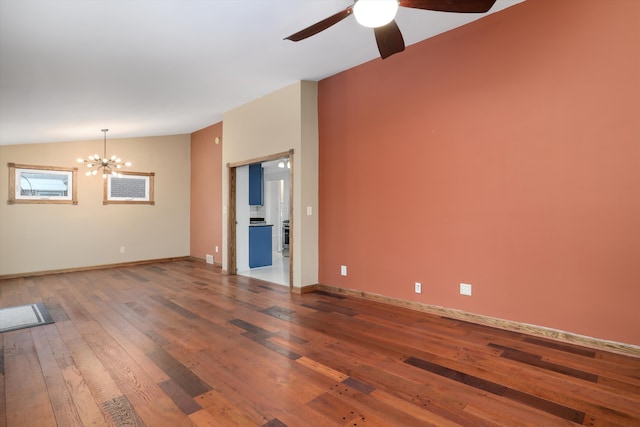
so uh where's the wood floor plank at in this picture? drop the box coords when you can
[274,326,494,425]
[42,323,109,427]
[181,350,276,425]
[88,305,171,384]
[100,395,145,427]
[2,260,639,426]
[199,332,326,404]
[460,352,640,425]
[476,330,640,381]
[145,346,212,397]
[62,290,195,427]
[295,356,348,382]
[158,379,202,415]
[193,389,261,426]
[308,387,433,427]
[30,325,85,426]
[463,392,578,426]
[52,322,138,426]
[4,329,57,427]
[369,389,461,427]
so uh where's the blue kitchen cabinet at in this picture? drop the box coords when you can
[249,163,263,206]
[249,225,272,268]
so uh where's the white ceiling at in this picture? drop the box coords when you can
[0,0,523,146]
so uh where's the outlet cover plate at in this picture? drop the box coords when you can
[206,254,214,264]
[340,265,347,276]
[460,283,472,296]
[415,282,422,294]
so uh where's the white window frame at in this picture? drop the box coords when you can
[103,171,155,205]
[8,163,78,205]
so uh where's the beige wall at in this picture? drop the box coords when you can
[222,81,319,289]
[0,134,191,276]
[299,81,319,286]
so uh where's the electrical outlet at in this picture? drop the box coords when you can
[460,283,472,296]
[415,282,422,294]
[206,254,214,264]
[340,265,347,276]
[120,246,125,253]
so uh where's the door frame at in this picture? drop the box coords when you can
[227,149,294,291]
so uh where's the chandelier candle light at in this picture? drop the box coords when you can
[77,129,131,178]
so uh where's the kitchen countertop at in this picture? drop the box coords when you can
[249,223,274,227]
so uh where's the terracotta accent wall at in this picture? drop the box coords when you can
[318,0,640,345]
[190,122,223,264]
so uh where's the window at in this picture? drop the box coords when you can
[104,171,154,205]
[8,163,78,204]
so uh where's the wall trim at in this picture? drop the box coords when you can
[295,284,319,294]
[0,257,191,281]
[189,256,223,268]
[4,262,636,358]
[316,284,640,358]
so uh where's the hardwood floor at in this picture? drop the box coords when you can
[1,259,639,426]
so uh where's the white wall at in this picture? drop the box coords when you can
[236,165,249,271]
[221,81,319,289]
[265,179,283,251]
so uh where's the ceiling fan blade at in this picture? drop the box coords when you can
[399,0,498,13]
[285,6,354,41]
[374,20,405,59]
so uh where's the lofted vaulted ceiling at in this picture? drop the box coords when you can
[0,0,523,146]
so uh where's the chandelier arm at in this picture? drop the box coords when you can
[78,128,129,177]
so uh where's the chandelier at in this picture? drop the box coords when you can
[77,129,131,177]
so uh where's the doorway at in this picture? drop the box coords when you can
[227,150,294,290]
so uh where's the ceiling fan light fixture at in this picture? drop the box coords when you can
[353,0,399,28]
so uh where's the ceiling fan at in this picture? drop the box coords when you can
[285,0,498,59]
